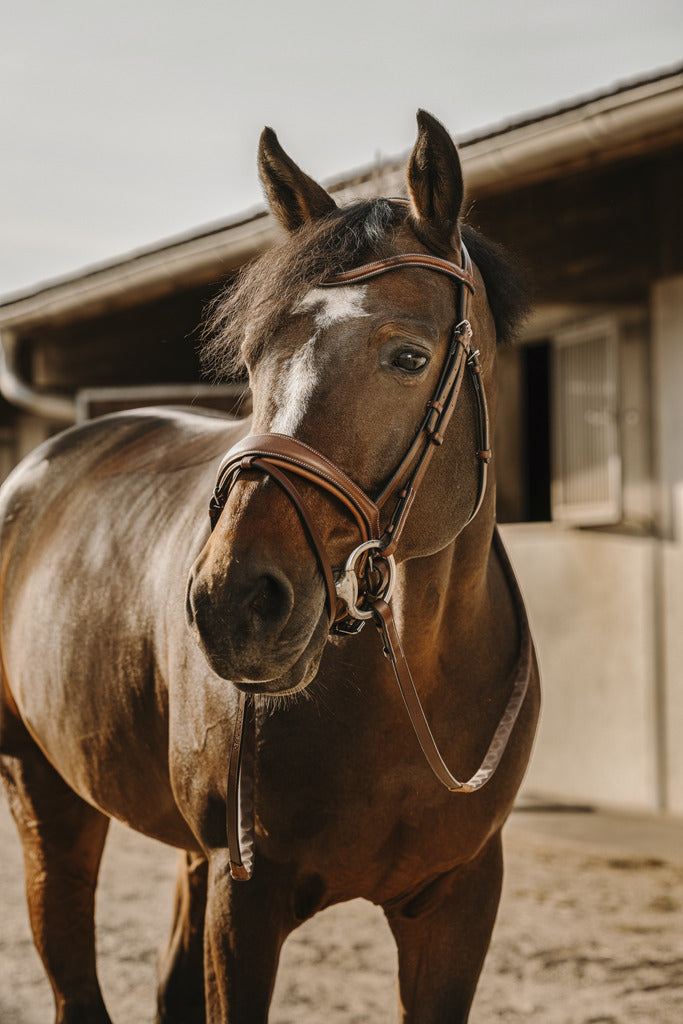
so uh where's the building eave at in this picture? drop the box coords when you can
[2,64,682,334]
[461,64,683,196]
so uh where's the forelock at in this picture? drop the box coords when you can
[200,199,404,381]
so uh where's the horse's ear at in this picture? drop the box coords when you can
[407,110,463,257]
[258,127,337,233]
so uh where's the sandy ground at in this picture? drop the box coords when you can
[1,797,682,1024]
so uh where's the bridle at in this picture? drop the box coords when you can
[208,230,532,881]
[210,243,489,624]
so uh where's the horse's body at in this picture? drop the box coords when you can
[0,112,539,1023]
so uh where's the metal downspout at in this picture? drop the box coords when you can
[0,330,76,423]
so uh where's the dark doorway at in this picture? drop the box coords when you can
[522,341,551,521]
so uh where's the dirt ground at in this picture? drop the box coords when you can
[1,797,681,1024]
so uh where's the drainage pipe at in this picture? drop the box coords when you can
[0,330,77,423]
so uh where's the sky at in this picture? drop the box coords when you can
[1,0,682,298]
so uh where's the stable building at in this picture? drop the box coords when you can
[1,65,682,815]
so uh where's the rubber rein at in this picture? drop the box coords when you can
[209,239,532,880]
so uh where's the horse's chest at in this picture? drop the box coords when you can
[255,729,484,899]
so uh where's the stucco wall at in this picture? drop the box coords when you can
[652,275,683,541]
[500,524,660,810]
[662,542,683,814]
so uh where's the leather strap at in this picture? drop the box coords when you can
[239,456,339,621]
[366,243,487,553]
[323,251,475,294]
[226,691,255,880]
[211,433,380,542]
[466,347,492,524]
[372,528,531,792]
[377,326,472,556]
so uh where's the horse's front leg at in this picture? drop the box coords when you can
[204,851,292,1024]
[384,832,504,1024]
[0,707,112,1024]
[157,850,208,1024]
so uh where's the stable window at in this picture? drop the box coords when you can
[551,318,622,526]
[484,312,651,530]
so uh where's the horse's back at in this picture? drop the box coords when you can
[2,402,239,505]
[0,406,246,844]
[0,405,248,565]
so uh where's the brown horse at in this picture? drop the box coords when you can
[0,111,539,1023]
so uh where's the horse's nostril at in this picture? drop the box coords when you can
[249,576,276,619]
[247,573,294,632]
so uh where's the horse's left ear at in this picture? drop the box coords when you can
[407,110,464,257]
[258,127,338,233]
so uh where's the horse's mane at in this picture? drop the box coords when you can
[460,223,532,348]
[201,200,531,381]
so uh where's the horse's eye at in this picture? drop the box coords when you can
[393,350,429,373]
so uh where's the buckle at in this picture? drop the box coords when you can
[330,616,366,637]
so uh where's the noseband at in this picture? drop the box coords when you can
[209,238,531,880]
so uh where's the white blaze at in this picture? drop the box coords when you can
[296,286,369,329]
[269,286,369,435]
[269,334,318,435]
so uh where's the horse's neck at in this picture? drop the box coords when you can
[390,516,517,694]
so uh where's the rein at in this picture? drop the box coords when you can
[208,240,531,881]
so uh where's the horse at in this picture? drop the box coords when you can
[0,110,540,1023]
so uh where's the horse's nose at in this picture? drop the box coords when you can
[186,560,296,673]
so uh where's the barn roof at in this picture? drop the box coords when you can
[2,62,682,333]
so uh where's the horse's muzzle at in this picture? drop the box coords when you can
[186,551,328,694]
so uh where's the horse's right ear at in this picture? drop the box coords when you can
[407,110,464,258]
[258,127,337,233]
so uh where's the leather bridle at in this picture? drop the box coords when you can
[208,234,532,881]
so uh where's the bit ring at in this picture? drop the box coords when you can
[334,540,396,621]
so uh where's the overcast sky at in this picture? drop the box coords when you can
[1,0,682,297]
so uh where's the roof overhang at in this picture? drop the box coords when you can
[462,65,683,194]
[2,64,682,335]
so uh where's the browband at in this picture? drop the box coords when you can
[323,250,475,293]
[321,197,475,293]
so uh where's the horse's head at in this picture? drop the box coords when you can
[187,111,528,695]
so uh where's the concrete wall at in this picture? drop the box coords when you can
[497,273,683,816]
[662,542,683,814]
[500,524,662,811]
[652,275,683,540]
